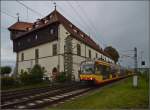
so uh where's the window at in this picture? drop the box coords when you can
[81,64,94,74]
[35,34,38,40]
[18,42,20,46]
[27,38,30,42]
[21,53,24,61]
[50,29,54,35]
[35,49,39,64]
[89,50,91,58]
[96,53,98,58]
[27,68,31,72]
[52,44,57,56]
[77,44,81,56]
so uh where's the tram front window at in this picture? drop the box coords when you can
[81,64,94,74]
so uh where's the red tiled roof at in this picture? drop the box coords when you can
[55,10,111,58]
[8,21,33,31]
[8,10,112,59]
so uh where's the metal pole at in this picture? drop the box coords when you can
[140,51,144,69]
[133,47,138,87]
[58,25,60,73]
[134,47,138,72]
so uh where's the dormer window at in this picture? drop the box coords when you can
[28,27,32,30]
[69,24,73,28]
[73,29,77,33]
[50,29,54,34]
[35,24,39,28]
[49,15,53,19]
[80,34,84,37]
[44,20,49,24]
[26,27,32,31]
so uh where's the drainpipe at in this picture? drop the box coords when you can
[58,25,60,73]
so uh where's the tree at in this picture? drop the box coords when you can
[104,46,120,63]
[1,66,12,75]
[30,64,46,83]
[19,70,31,85]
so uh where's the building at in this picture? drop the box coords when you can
[8,9,114,81]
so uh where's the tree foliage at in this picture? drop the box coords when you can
[19,70,31,85]
[104,46,120,63]
[30,64,46,83]
[19,64,46,84]
[1,66,12,75]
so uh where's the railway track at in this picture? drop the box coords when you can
[1,82,80,103]
[1,76,131,109]
[1,83,93,109]
[1,82,78,97]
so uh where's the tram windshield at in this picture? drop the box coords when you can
[81,64,94,74]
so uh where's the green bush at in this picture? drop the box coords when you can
[1,76,17,87]
[19,70,31,85]
[56,72,74,82]
[56,72,67,82]
[0,66,12,75]
[19,64,46,85]
[30,64,46,83]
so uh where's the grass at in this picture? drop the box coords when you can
[48,74,149,109]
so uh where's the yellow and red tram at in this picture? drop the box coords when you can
[79,59,133,84]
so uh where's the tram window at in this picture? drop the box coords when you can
[95,65,101,74]
[105,67,110,74]
[95,64,105,74]
[81,64,94,74]
[99,65,110,75]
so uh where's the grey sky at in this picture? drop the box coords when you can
[1,1,149,68]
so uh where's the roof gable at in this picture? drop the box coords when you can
[8,10,112,59]
[8,21,33,31]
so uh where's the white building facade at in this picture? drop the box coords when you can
[9,10,114,81]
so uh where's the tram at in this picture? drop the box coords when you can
[79,59,133,84]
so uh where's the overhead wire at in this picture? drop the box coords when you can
[75,1,107,47]
[49,1,85,29]
[1,11,17,19]
[15,0,44,17]
[66,1,91,32]
[56,4,87,32]
[66,1,106,48]
[2,1,123,52]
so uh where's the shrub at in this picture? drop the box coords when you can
[1,66,12,75]
[56,72,67,82]
[1,76,16,88]
[30,64,46,83]
[56,72,74,82]
[19,65,46,84]
[19,70,31,85]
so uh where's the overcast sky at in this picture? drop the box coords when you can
[1,1,149,68]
